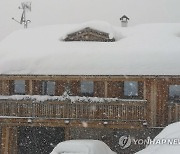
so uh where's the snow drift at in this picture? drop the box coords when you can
[50,140,116,154]
[136,122,180,154]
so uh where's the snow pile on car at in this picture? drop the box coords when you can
[136,122,180,154]
[50,140,116,154]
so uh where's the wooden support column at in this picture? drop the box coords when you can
[143,81,147,100]
[29,80,33,95]
[104,81,108,98]
[150,80,157,127]
[1,126,18,154]
[1,80,10,95]
[65,127,70,140]
[144,79,157,127]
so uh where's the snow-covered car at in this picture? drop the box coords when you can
[136,122,180,154]
[50,140,116,154]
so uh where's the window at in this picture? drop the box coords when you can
[124,81,138,97]
[41,81,55,96]
[14,80,25,95]
[169,85,180,101]
[80,81,94,97]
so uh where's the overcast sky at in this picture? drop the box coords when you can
[0,0,180,41]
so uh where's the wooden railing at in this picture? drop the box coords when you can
[0,100,147,121]
[168,103,180,123]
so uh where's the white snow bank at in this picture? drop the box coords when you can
[136,122,180,154]
[50,140,116,154]
[1,23,180,75]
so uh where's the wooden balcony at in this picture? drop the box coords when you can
[0,99,147,128]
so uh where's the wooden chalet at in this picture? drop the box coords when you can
[0,22,180,153]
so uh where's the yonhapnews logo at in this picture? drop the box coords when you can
[119,135,131,149]
[119,135,180,149]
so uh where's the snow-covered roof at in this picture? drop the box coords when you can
[0,21,180,75]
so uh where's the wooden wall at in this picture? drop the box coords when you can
[0,75,179,127]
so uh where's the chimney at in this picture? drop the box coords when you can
[120,15,129,27]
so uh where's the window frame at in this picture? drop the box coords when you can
[168,84,180,102]
[80,80,94,97]
[123,81,139,99]
[41,81,55,96]
[14,80,26,95]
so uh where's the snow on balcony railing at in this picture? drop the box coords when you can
[0,96,147,122]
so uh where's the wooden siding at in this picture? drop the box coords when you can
[70,80,80,96]
[0,81,2,95]
[1,126,17,154]
[32,80,41,95]
[156,79,169,126]
[55,80,67,96]
[0,75,180,127]
[25,80,30,94]
[94,81,105,97]
[168,103,180,123]
[9,80,14,95]
[107,81,123,98]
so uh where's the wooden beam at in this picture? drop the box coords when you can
[65,127,70,140]
[1,80,10,95]
[0,118,146,129]
[29,80,33,95]
[104,81,108,97]
[1,126,17,154]
[150,80,157,127]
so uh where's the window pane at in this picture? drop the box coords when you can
[46,81,55,96]
[124,81,138,96]
[41,81,46,95]
[14,80,25,95]
[169,85,180,98]
[42,81,55,95]
[81,81,94,96]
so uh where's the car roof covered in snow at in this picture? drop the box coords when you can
[50,140,116,154]
[0,21,180,75]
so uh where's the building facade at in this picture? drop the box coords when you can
[0,22,180,153]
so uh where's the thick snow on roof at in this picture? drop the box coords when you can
[136,122,180,154]
[0,22,180,75]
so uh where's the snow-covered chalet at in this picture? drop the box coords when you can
[0,21,180,153]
